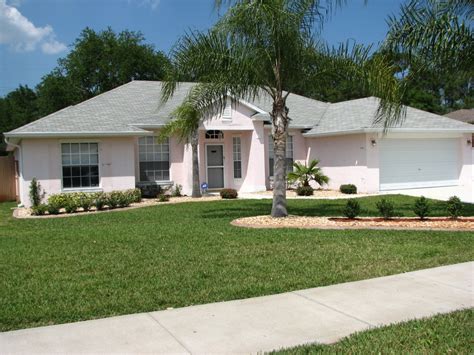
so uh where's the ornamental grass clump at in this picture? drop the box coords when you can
[413,196,430,220]
[376,198,395,220]
[446,196,463,219]
[343,199,361,219]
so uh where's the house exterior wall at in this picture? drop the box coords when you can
[19,137,136,207]
[306,134,378,193]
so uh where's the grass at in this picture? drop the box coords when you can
[0,195,473,331]
[273,309,473,354]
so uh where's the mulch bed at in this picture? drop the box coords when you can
[231,215,474,231]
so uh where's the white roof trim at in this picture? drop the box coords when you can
[4,131,153,138]
[304,127,474,137]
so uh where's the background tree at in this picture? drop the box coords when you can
[1,27,171,154]
[385,0,473,114]
[162,0,403,217]
[0,86,39,155]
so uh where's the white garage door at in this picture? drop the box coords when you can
[379,138,460,190]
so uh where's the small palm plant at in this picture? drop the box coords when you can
[287,160,329,192]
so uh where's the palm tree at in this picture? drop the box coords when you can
[162,0,403,217]
[159,95,202,198]
[287,160,329,188]
[385,0,473,73]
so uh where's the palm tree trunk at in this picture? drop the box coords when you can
[191,129,201,198]
[271,98,289,217]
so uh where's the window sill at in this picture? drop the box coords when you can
[137,180,174,186]
[61,187,103,193]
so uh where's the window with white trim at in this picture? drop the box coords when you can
[268,135,293,177]
[61,143,99,188]
[233,136,242,179]
[205,130,224,139]
[138,136,170,182]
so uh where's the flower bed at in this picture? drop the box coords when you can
[231,215,474,231]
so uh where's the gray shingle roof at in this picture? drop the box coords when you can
[304,97,474,136]
[6,82,474,138]
[444,109,474,124]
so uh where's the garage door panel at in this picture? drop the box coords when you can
[380,138,460,190]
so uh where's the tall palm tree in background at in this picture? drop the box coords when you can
[162,0,403,217]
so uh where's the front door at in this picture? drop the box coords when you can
[207,145,224,189]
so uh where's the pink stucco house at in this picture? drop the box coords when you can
[5,81,474,207]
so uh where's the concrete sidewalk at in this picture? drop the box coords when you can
[1,262,472,354]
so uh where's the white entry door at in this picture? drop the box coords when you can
[379,138,460,190]
[207,145,224,189]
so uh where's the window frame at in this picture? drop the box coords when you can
[60,141,101,191]
[232,135,242,179]
[138,136,171,183]
[205,130,224,140]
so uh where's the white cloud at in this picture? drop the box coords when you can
[0,0,67,54]
[41,39,67,54]
[128,0,160,11]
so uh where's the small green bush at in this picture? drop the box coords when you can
[75,192,94,211]
[376,198,395,220]
[220,188,238,199]
[127,188,142,203]
[106,192,121,209]
[446,196,463,219]
[63,197,78,214]
[296,185,314,196]
[340,184,357,194]
[343,199,361,219]
[46,202,61,215]
[29,178,45,207]
[31,204,48,216]
[93,192,107,210]
[172,184,183,197]
[158,194,170,202]
[117,192,132,208]
[413,196,430,220]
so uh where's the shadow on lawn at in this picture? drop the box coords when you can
[199,195,474,220]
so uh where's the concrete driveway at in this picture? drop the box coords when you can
[1,262,472,354]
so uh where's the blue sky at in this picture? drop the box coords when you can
[0,0,404,96]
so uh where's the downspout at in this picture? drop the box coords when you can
[4,137,24,207]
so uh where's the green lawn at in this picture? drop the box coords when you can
[0,195,473,331]
[274,309,473,354]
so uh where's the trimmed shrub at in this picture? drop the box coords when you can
[340,184,357,194]
[376,198,395,220]
[29,178,45,207]
[295,185,314,196]
[447,196,463,219]
[76,192,94,211]
[220,188,238,199]
[158,194,170,202]
[93,192,107,210]
[116,191,132,208]
[137,184,161,198]
[172,184,183,197]
[106,192,121,209]
[47,194,69,214]
[413,196,430,220]
[343,199,361,219]
[31,204,48,216]
[63,197,78,214]
[127,188,142,203]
